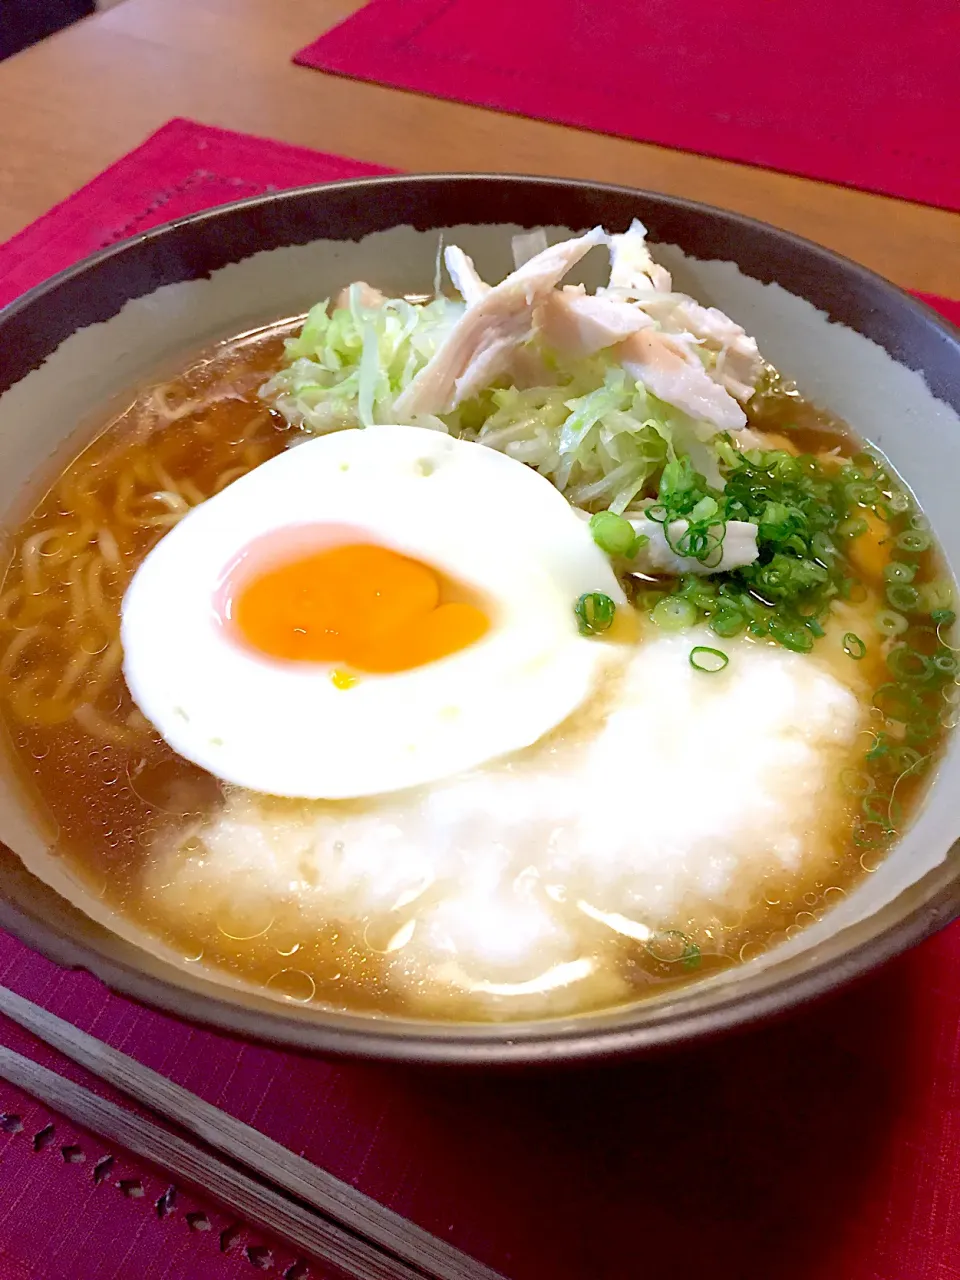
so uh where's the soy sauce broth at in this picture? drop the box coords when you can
[0,323,954,1021]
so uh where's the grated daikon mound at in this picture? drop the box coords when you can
[147,628,864,1016]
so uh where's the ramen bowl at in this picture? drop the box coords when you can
[0,175,958,1065]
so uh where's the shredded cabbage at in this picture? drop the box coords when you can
[260,288,465,435]
[260,290,721,512]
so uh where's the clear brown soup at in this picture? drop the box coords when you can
[0,320,952,1020]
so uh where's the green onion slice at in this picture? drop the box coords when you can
[574,592,616,636]
[589,511,642,559]
[651,596,697,631]
[843,632,866,659]
[886,583,920,612]
[710,609,746,639]
[689,645,729,673]
[886,646,933,682]
[875,609,908,637]
[883,560,917,585]
[873,682,922,719]
[837,517,868,539]
[645,931,700,968]
[896,529,931,554]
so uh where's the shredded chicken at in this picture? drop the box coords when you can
[616,329,747,432]
[534,286,654,360]
[599,220,762,408]
[627,516,759,575]
[444,246,490,308]
[394,227,607,419]
[604,219,673,297]
[639,296,763,403]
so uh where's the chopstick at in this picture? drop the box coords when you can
[0,985,505,1280]
[0,1042,425,1280]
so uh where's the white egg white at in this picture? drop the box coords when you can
[121,425,625,799]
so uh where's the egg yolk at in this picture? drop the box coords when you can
[231,542,489,674]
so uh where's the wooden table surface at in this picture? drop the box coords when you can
[0,0,958,300]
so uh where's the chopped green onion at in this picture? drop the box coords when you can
[689,645,729,673]
[645,930,700,967]
[840,768,875,795]
[918,581,954,615]
[865,734,891,761]
[845,482,880,506]
[768,618,815,653]
[934,653,958,675]
[810,532,836,563]
[575,592,616,636]
[883,490,911,515]
[679,575,717,609]
[932,608,957,627]
[886,646,933,682]
[875,609,908,637]
[886,583,920,612]
[843,632,866,659]
[896,529,931,554]
[851,452,880,477]
[710,609,746,639]
[853,820,893,849]
[589,511,643,559]
[837,516,868,539]
[651,596,697,631]
[873,682,922,719]
[883,560,917,585]
[863,792,900,827]
[906,714,941,745]
[889,746,924,774]
[690,495,720,523]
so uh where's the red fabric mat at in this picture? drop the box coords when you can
[1,117,960,1280]
[0,118,391,310]
[296,0,960,213]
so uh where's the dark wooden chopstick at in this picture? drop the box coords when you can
[0,985,505,1280]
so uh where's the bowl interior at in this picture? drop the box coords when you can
[0,176,959,1063]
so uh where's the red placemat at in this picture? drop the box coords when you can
[0,118,392,310]
[1,117,960,1280]
[296,0,960,213]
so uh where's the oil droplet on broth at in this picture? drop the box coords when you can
[127,756,220,817]
[264,968,316,1003]
[362,916,417,954]
[217,909,275,942]
[859,848,885,873]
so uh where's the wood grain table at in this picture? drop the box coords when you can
[0,0,958,302]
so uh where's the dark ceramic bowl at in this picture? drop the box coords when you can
[1,175,959,1065]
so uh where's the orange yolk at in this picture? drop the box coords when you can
[231,542,489,674]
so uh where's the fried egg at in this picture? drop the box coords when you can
[121,425,626,798]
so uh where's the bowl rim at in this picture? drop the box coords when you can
[1,170,959,1065]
